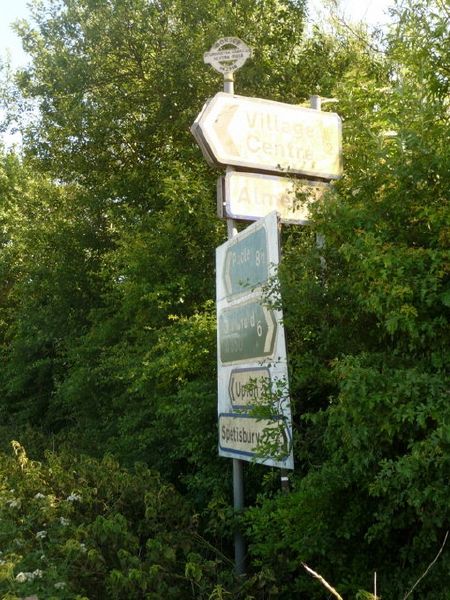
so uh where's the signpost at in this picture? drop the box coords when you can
[191,92,342,179]
[218,171,328,224]
[192,36,343,576]
[202,38,252,576]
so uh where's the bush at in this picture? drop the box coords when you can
[0,442,238,599]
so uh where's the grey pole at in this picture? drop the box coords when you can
[224,69,246,577]
[310,94,322,111]
[202,37,251,578]
[224,71,235,95]
[232,457,245,574]
[310,95,326,253]
[280,470,290,493]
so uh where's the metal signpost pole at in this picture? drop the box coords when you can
[310,94,338,262]
[222,69,246,578]
[310,94,321,111]
[232,455,245,575]
[223,74,238,235]
[202,38,252,576]
[223,71,234,95]
[310,95,325,256]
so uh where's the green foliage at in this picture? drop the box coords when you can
[0,151,110,430]
[0,0,448,598]
[244,1,449,597]
[0,442,242,599]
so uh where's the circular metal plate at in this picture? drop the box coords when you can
[204,37,252,74]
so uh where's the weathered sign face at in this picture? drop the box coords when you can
[218,414,291,460]
[203,37,252,74]
[222,219,269,297]
[218,171,329,224]
[218,299,277,364]
[228,367,271,408]
[192,92,342,179]
[216,212,294,469]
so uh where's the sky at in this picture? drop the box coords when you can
[309,0,395,27]
[0,0,395,69]
[0,0,30,68]
[0,0,394,146]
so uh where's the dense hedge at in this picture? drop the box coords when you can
[0,0,448,598]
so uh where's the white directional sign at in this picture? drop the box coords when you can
[218,171,329,224]
[216,212,294,469]
[192,92,342,179]
[228,367,271,408]
[204,37,252,75]
[219,414,292,459]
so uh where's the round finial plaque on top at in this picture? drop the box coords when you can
[203,37,252,75]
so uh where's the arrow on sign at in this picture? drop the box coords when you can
[223,223,268,298]
[191,92,343,179]
[213,104,240,156]
[218,299,277,364]
[229,367,271,406]
[262,305,275,353]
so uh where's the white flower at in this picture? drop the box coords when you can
[54,581,66,589]
[16,571,35,582]
[34,492,45,500]
[59,516,70,526]
[66,493,81,502]
[15,568,44,583]
[36,530,47,540]
[79,543,87,553]
[8,499,20,508]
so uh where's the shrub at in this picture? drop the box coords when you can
[0,442,236,599]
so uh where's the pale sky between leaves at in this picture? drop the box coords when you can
[0,0,394,69]
[0,0,394,146]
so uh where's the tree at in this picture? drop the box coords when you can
[2,0,447,597]
[4,0,367,491]
[245,0,450,597]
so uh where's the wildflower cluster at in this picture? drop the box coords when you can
[15,569,43,583]
[0,442,224,599]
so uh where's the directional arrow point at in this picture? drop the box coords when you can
[263,306,277,353]
[212,103,240,157]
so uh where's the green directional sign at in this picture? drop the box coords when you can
[219,299,277,364]
[223,225,268,297]
[216,213,294,469]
